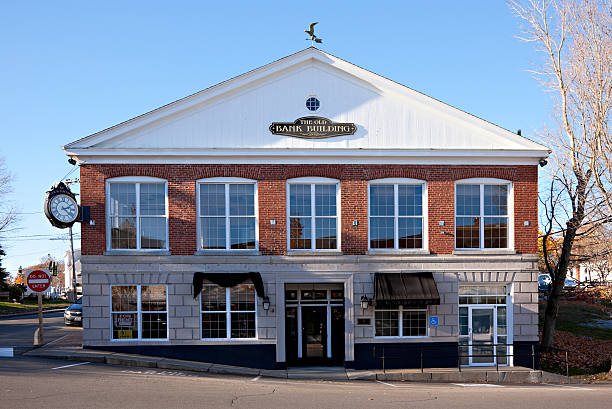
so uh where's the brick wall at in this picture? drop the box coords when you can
[80,164,538,256]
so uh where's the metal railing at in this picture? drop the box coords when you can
[372,343,543,374]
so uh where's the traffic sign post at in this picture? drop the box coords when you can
[26,270,51,346]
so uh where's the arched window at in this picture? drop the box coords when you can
[455,178,513,250]
[287,177,340,251]
[106,177,168,251]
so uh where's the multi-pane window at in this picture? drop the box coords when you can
[288,182,338,250]
[111,285,168,340]
[108,181,167,250]
[201,284,256,339]
[369,183,424,249]
[374,307,427,337]
[455,183,509,249]
[198,182,256,250]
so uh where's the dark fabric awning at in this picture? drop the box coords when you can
[192,272,265,299]
[374,272,440,308]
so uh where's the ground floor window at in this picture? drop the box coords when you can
[111,285,168,340]
[201,283,256,339]
[374,307,427,337]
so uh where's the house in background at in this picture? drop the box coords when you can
[63,249,82,297]
[63,48,549,369]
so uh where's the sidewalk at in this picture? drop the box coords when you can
[23,333,583,384]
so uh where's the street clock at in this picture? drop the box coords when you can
[44,182,80,228]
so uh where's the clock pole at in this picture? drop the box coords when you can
[69,225,77,302]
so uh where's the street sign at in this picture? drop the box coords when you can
[26,270,51,293]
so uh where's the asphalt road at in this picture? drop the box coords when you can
[0,356,610,409]
[0,311,78,349]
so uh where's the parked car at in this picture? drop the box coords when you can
[64,298,82,326]
[564,277,577,290]
[538,274,552,292]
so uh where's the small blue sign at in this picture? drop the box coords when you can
[429,316,439,326]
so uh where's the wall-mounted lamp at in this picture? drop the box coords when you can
[353,220,359,226]
[270,219,276,225]
[262,296,271,311]
[524,220,530,226]
[360,295,370,310]
[439,221,445,227]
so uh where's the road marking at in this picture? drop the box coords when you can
[251,375,262,381]
[44,334,68,346]
[51,361,90,370]
[453,383,504,388]
[0,348,13,357]
[375,380,419,388]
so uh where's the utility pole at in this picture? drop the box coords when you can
[69,225,77,302]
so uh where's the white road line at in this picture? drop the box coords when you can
[51,361,90,370]
[453,383,504,388]
[44,334,68,346]
[251,375,262,382]
[375,380,419,388]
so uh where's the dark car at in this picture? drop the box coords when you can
[64,298,82,326]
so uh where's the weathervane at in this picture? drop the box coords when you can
[305,22,322,46]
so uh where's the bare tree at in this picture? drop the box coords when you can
[511,0,612,350]
[0,158,16,233]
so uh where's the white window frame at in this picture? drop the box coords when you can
[286,177,341,251]
[200,284,258,340]
[196,177,259,252]
[454,178,514,250]
[373,306,429,339]
[368,178,428,251]
[105,176,169,252]
[109,284,169,342]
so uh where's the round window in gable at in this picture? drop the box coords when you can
[306,97,320,112]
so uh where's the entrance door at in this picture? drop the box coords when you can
[302,306,327,362]
[469,307,495,365]
[285,285,345,366]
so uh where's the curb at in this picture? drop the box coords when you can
[23,348,588,384]
[0,308,67,319]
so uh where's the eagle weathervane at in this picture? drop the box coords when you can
[305,22,322,46]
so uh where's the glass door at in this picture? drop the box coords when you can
[302,306,327,361]
[469,307,495,365]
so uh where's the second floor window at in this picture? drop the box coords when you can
[107,179,167,250]
[369,182,424,250]
[455,182,510,249]
[198,181,256,250]
[288,180,339,250]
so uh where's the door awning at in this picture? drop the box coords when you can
[374,272,440,308]
[192,272,265,299]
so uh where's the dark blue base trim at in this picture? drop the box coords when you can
[350,342,459,370]
[86,344,279,370]
[513,341,539,369]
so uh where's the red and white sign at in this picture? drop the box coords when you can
[26,270,51,293]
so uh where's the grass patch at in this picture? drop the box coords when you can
[538,301,612,340]
[0,301,71,314]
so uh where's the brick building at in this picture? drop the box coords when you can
[64,48,549,369]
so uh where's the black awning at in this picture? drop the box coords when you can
[374,272,440,308]
[192,272,265,299]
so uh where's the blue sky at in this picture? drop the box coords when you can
[0,1,551,277]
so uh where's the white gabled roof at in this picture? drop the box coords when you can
[64,47,550,165]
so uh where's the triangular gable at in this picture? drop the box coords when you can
[64,47,549,164]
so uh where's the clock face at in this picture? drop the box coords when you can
[50,194,78,224]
